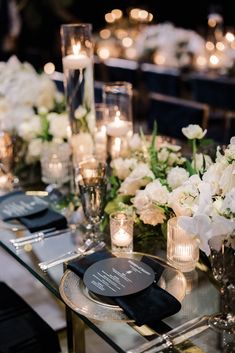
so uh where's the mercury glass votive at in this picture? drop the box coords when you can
[110,212,134,253]
[167,217,199,273]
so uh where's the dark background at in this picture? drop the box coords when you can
[1,0,235,70]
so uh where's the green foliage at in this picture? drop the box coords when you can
[105,195,132,215]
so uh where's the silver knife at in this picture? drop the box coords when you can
[127,316,209,353]
[10,228,71,248]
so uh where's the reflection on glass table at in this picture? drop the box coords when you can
[0,221,227,353]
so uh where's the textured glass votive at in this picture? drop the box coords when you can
[110,212,133,253]
[167,217,199,272]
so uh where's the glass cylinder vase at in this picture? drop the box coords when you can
[103,82,133,159]
[61,24,95,166]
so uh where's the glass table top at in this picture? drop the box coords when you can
[0,223,234,353]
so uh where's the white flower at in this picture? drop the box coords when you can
[182,124,207,139]
[111,158,137,180]
[26,138,43,163]
[222,188,235,214]
[167,167,189,189]
[145,180,169,204]
[219,161,235,195]
[48,112,69,140]
[133,190,151,212]
[129,134,142,151]
[168,181,199,216]
[18,115,42,141]
[36,74,56,110]
[158,148,169,162]
[193,153,213,172]
[119,163,154,195]
[203,163,224,195]
[75,106,87,120]
[139,204,166,226]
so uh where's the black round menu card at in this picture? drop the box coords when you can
[0,195,48,221]
[83,258,155,297]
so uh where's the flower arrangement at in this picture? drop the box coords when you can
[104,123,235,254]
[0,56,70,179]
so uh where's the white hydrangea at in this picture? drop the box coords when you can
[18,115,42,141]
[167,167,189,189]
[26,138,43,163]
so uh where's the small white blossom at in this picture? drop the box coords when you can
[167,167,189,189]
[119,163,154,195]
[75,106,87,120]
[182,124,207,139]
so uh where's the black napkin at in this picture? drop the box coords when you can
[68,250,181,326]
[0,191,67,232]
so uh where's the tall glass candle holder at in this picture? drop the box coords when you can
[94,103,108,162]
[167,217,199,273]
[61,24,95,166]
[103,82,133,159]
[110,212,134,253]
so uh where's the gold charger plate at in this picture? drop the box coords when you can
[59,252,186,322]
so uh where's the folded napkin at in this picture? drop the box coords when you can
[68,250,181,326]
[0,191,67,232]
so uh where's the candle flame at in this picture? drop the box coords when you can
[72,42,81,56]
[114,110,121,122]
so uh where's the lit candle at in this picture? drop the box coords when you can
[174,243,195,262]
[112,228,132,247]
[62,42,91,70]
[106,111,129,137]
[48,154,63,179]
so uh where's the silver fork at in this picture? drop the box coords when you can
[38,240,106,271]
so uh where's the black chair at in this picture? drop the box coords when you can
[147,92,209,139]
[141,63,181,97]
[190,74,235,142]
[104,58,139,86]
[0,282,61,353]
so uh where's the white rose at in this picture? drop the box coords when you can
[18,115,42,141]
[75,106,87,120]
[182,124,207,139]
[132,190,151,212]
[145,180,169,204]
[129,134,142,151]
[111,158,137,180]
[26,138,43,163]
[167,167,189,189]
[119,163,154,195]
[193,153,213,172]
[221,187,235,214]
[139,205,166,226]
[48,112,69,139]
[169,183,199,216]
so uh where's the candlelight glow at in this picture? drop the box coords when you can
[122,37,133,48]
[206,41,214,51]
[139,10,148,20]
[210,54,219,65]
[216,41,225,51]
[100,29,111,39]
[105,12,115,23]
[153,53,166,65]
[44,62,55,75]
[111,9,123,20]
[97,47,110,60]
[72,42,81,56]
[225,32,235,43]
[130,8,140,20]
[115,29,128,39]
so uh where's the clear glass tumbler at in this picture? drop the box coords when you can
[167,217,199,273]
[110,211,134,253]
